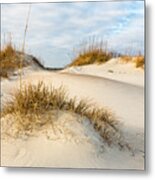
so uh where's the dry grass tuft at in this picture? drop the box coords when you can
[120,55,144,69]
[2,81,129,149]
[133,56,144,68]
[69,40,114,67]
[119,55,132,63]
[0,42,29,78]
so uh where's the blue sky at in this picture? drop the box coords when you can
[1,1,144,68]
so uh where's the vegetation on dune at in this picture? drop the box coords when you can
[134,56,144,68]
[69,40,115,67]
[2,81,130,149]
[120,55,144,69]
[1,5,31,79]
[68,39,144,69]
[0,43,30,78]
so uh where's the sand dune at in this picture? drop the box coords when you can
[62,58,144,87]
[1,60,144,169]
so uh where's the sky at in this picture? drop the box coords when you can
[1,0,144,68]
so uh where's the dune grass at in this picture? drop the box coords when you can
[120,55,144,69]
[0,43,17,78]
[134,56,144,68]
[69,40,114,67]
[2,81,129,149]
[0,42,29,78]
[1,4,31,79]
[68,39,144,69]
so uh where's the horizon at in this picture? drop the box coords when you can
[1,0,144,68]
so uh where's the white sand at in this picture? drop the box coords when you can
[1,58,144,169]
[62,58,144,87]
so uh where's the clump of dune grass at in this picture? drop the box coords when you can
[134,55,144,69]
[0,42,29,78]
[1,4,31,79]
[119,55,144,69]
[0,43,17,78]
[69,40,114,67]
[2,81,130,150]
